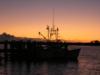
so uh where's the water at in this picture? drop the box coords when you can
[0,46,100,75]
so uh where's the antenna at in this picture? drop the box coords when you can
[52,8,55,30]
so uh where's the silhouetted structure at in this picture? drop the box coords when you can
[0,10,81,62]
[0,40,80,62]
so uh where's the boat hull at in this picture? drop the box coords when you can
[0,48,80,62]
[0,41,81,61]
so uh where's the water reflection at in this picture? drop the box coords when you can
[0,46,100,75]
[0,60,79,75]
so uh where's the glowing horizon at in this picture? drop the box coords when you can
[0,0,100,42]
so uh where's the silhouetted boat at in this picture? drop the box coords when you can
[0,10,81,61]
[0,23,81,61]
[0,41,80,61]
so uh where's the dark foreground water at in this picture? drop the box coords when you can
[0,46,100,75]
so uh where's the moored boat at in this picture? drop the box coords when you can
[0,10,81,61]
[0,40,81,61]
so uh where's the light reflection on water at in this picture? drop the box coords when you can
[0,46,100,75]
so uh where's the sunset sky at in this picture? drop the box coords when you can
[0,0,100,42]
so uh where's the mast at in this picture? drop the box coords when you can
[39,9,59,41]
[52,8,55,30]
[46,25,50,40]
[50,9,59,41]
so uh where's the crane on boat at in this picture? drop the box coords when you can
[38,32,47,40]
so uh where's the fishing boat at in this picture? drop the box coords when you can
[0,23,80,61]
[0,10,80,61]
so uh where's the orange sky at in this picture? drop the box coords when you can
[0,0,100,42]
